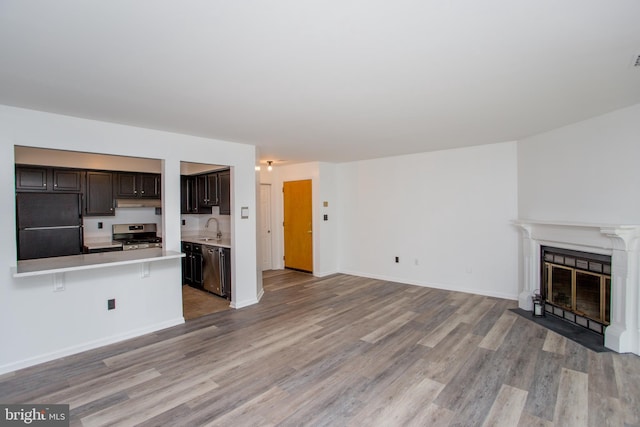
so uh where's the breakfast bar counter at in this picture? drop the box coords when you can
[12,248,184,278]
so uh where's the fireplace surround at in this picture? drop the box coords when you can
[515,220,640,355]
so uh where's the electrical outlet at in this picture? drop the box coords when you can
[108,299,116,310]
[395,256,399,263]
[98,222,103,229]
[323,214,328,221]
[181,219,186,226]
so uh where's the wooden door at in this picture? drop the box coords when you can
[283,179,313,273]
[259,184,273,271]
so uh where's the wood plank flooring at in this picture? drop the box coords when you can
[182,285,231,320]
[1,270,639,426]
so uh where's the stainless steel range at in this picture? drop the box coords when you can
[112,223,162,251]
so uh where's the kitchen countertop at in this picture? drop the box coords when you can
[83,240,123,250]
[181,235,231,248]
[13,248,184,277]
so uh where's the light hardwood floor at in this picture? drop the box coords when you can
[1,270,639,426]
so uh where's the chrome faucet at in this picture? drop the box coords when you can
[205,217,222,240]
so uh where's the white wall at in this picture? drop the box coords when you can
[336,142,520,299]
[0,105,258,374]
[518,103,640,224]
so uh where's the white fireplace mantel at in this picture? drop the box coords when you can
[514,219,640,355]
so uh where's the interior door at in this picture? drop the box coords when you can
[283,179,313,273]
[260,184,273,271]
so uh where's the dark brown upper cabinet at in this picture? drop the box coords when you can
[115,172,161,199]
[16,166,83,193]
[53,169,83,192]
[85,171,114,216]
[198,173,219,208]
[218,170,230,215]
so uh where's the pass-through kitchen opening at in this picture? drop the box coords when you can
[180,161,233,320]
[14,146,164,260]
[541,246,611,334]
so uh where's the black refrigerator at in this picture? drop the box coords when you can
[16,193,84,260]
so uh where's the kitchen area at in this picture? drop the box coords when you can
[14,147,233,320]
[2,105,260,375]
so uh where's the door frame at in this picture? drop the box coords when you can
[259,183,273,271]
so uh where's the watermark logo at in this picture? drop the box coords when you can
[1,405,69,426]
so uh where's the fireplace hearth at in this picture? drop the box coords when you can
[541,246,611,334]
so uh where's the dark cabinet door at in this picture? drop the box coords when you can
[181,175,211,214]
[218,171,230,215]
[197,175,208,207]
[192,250,204,287]
[182,242,193,284]
[139,174,161,198]
[114,173,137,198]
[85,171,114,216]
[198,174,218,207]
[221,247,231,299]
[182,242,204,288]
[181,176,197,214]
[53,169,83,192]
[16,167,48,191]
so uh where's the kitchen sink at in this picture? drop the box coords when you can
[198,237,220,242]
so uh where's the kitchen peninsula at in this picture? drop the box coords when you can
[13,248,183,277]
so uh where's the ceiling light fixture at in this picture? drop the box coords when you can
[267,161,273,171]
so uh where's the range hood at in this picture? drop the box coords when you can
[115,199,162,208]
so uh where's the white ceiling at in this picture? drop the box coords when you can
[1,1,639,164]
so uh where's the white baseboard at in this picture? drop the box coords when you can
[231,297,260,309]
[313,270,339,278]
[0,317,185,376]
[338,269,518,301]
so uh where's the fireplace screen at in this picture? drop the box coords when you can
[542,247,611,334]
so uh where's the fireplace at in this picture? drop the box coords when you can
[541,246,611,334]
[514,220,640,355]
